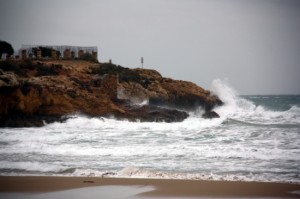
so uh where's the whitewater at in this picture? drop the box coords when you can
[0,79,300,184]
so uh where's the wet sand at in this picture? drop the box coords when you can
[0,176,300,198]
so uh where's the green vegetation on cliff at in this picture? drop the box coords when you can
[0,60,59,77]
[91,63,144,84]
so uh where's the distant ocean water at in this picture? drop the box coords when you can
[0,79,299,183]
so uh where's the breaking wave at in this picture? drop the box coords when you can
[211,79,300,125]
[0,79,299,183]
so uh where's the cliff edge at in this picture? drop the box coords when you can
[0,60,222,127]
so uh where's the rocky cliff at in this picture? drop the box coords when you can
[0,60,222,127]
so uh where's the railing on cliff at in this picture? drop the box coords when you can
[18,45,98,60]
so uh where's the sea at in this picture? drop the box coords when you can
[0,79,300,184]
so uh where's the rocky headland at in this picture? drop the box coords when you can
[0,60,223,127]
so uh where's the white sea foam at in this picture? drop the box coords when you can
[0,161,67,173]
[58,166,299,184]
[0,79,299,183]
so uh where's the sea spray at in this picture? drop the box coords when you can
[211,79,256,119]
[211,79,300,125]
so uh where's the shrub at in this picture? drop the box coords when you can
[81,52,98,63]
[37,65,58,76]
[70,77,92,93]
[67,90,77,98]
[0,41,14,57]
[90,63,143,84]
[0,61,26,76]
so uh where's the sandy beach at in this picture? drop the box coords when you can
[0,176,300,199]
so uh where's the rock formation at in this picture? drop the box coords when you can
[0,60,222,127]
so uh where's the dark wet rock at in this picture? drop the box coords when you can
[114,104,189,122]
[202,111,220,119]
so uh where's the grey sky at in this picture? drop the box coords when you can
[1,0,300,94]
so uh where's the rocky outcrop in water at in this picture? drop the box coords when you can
[0,60,222,127]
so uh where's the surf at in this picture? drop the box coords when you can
[0,79,299,184]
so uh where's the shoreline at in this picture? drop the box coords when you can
[1,176,300,198]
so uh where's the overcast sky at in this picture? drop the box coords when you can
[1,0,300,94]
